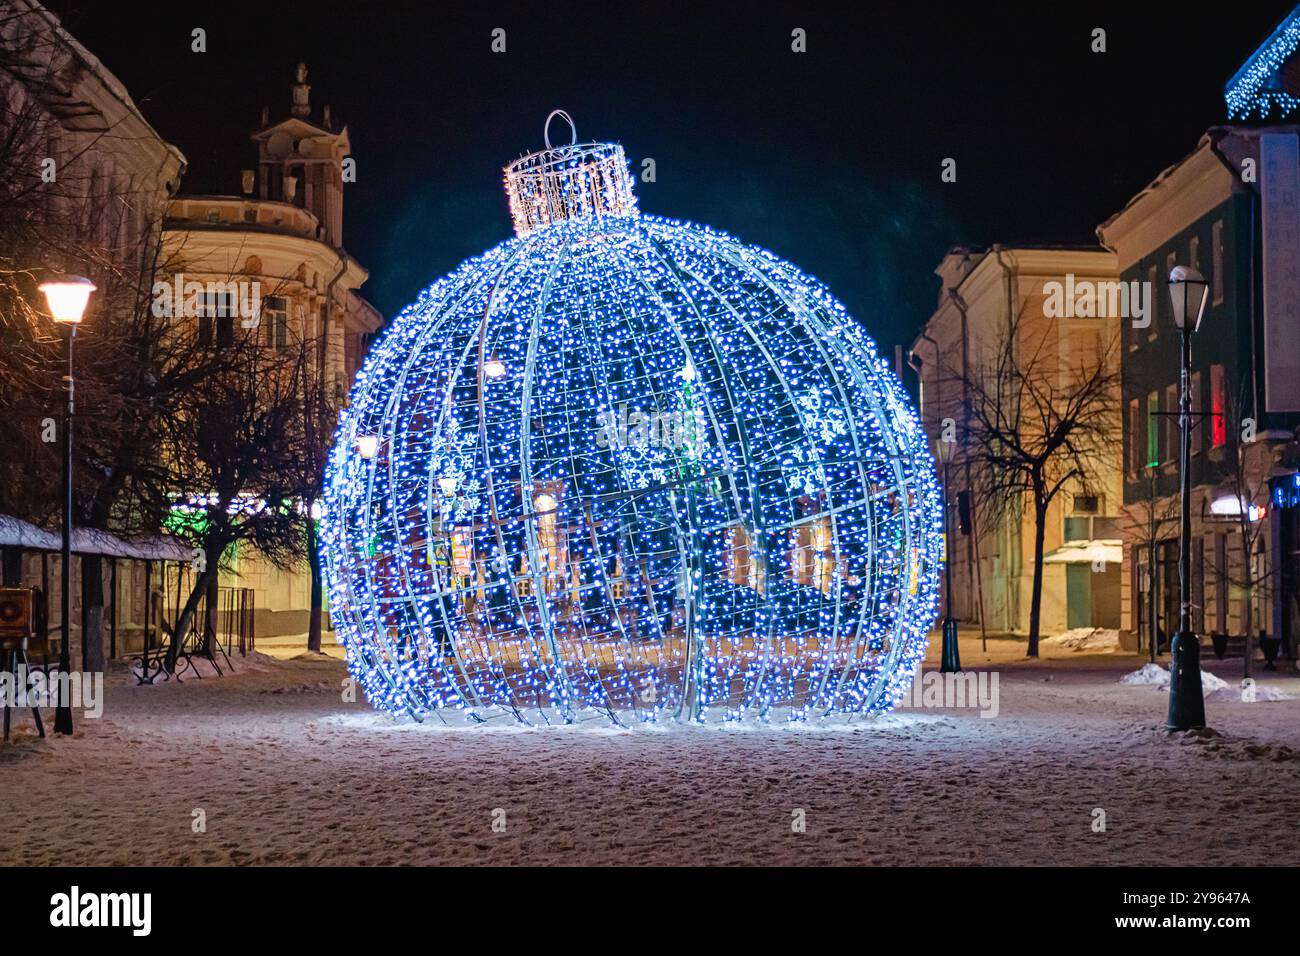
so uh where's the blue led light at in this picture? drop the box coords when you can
[1226,9,1300,120]
[319,134,942,726]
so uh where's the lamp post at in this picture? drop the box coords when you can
[38,275,95,736]
[935,436,961,673]
[1167,265,1208,731]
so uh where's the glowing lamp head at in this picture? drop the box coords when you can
[679,361,697,383]
[39,275,96,324]
[534,492,557,514]
[438,476,459,497]
[483,355,507,379]
[1168,265,1208,333]
[355,434,379,460]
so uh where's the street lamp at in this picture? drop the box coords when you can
[38,275,95,736]
[934,436,961,673]
[354,434,379,460]
[1167,265,1208,731]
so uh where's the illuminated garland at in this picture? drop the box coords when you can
[319,127,942,726]
[1226,8,1300,120]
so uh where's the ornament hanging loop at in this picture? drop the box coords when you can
[544,109,577,151]
[505,117,639,236]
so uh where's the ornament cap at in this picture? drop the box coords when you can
[504,111,638,237]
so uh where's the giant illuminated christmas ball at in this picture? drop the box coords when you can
[320,115,942,726]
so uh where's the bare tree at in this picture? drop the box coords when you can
[300,330,337,654]
[157,313,319,673]
[2,15,340,672]
[956,307,1120,657]
[0,25,212,667]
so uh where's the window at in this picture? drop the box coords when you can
[1073,495,1099,514]
[1068,326,1100,369]
[1212,220,1225,304]
[1214,533,1228,633]
[1189,235,1201,273]
[1163,384,1177,463]
[1128,398,1142,475]
[1147,264,1159,338]
[196,291,234,348]
[262,296,289,350]
[1146,391,1160,467]
[1193,536,1206,635]
[1190,370,1202,456]
[1210,364,1227,449]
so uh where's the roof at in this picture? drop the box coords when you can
[1095,132,1222,243]
[0,515,192,561]
[0,0,185,172]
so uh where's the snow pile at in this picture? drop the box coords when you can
[1193,669,1229,692]
[1041,628,1121,653]
[1120,664,1229,695]
[1206,683,1293,703]
[1120,663,1171,686]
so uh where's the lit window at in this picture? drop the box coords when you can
[1211,364,1227,448]
[1146,391,1160,467]
[1128,398,1142,475]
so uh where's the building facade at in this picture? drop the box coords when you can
[162,65,382,637]
[0,0,189,667]
[912,246,1123,638]
[1098,128,1300,659]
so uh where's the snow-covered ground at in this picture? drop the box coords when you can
[1,636,1297,866]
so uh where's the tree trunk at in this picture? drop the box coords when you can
[1242,535,1253,681]
[1147,540,1158,663]
[1027,496,1048,658]
[80,551,105,673]
[205,557,219,654]
[164,563,217,673]
[307,506,323,653]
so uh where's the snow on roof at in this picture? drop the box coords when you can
[0,514,191,560]
[1042,540,1122,565]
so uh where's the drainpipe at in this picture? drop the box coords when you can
[992,246,1020,630]
[908,330,940,431]
[947,287,988,650]
[911,329,959,658]
[324,252,351,388]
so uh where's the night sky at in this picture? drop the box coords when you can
[48,0,1296,357]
